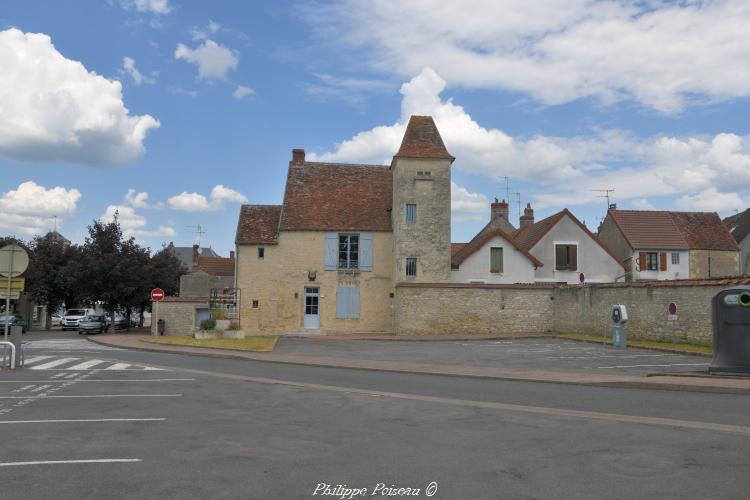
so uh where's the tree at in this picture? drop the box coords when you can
[131,243,186,327]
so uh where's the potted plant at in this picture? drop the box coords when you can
[194,318,219,339]
[223,320,245,339]
[211,308,231,330]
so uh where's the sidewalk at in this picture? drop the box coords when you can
[87,334,750,395]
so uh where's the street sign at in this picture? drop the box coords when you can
[151,288,165,302]
[668,302,678,321]
[0,291,20,300]
[7,278,25,292]
[0,244,29,278]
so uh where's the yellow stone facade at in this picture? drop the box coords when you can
[237,231,394,335]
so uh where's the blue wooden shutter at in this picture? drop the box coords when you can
[336,288,348,318]
[360,233,373,272]
[350,287,360,318]
[325,233,338,270]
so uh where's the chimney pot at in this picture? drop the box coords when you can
[490,197,509,222]
[230,250,235,260]
[292,148,305,165]
[520,203,535,228]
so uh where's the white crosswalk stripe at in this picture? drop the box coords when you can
[20,356,165,371]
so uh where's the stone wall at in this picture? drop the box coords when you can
[150,298,208,336]
[689,250,739,279]
[394,283,555,335]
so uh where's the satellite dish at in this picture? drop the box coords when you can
[0,244,29,278]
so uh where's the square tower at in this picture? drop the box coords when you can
[391,116,454,282]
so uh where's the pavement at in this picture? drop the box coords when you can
[84,332,750,394]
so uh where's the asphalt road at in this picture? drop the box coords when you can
[0,332,748,499]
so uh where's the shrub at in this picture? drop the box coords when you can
[210,308,226,320]
[200,318,216,331]
[227,320,240,331]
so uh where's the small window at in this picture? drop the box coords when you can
[417,171,423,176]
[424,171,431,176]
[671,252,680,265]
[490,247,503,273]
[252,300,259,309]
[646,252,658,271]
[406,204,417,223]
[338,234,359,269]
[406,257,417,277]
[555,244,578,271]
[257,247,265,259]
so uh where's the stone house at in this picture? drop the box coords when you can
[451,204,624,284]
[235,115,452,334]
[723,208,750,275]
[598,209,739,280]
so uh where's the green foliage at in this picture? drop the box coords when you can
[210,308,226,320]
[200,318,216,331]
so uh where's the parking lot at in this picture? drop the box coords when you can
[274,336,710,376]
[1,333,748,499]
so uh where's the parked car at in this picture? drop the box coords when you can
[78,315,109,335]
[0,314,26,333]
[51,314,62,327]
[62,308,95,331]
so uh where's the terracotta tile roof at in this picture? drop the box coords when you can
[607,210,688,250]
[451,243,467,256]
[514,209,625,269]
[670,211,739,251]
[452,227,543,269]
[195,256,235,276]
[609,210,738,251]
[279,162,393,231]
[724,208,750,243]
[235,205,282,244]
[394,116,454,160]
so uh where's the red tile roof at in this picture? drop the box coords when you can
[394,116,454,160]
[671,211,739,251]
[724,208,750,243]
[608,210,738,251]
[279,162,393,231]
[451,243,467,256]
[452,227,543,268]
[195,256,235,276]
[235,205,282,244]
[607,210,688,249]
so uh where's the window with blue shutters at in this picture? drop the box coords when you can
[336,287,360,319]
[406,204,416,223]
[326,232,372,271]
[359,233,373,271]
[325,233,338,270]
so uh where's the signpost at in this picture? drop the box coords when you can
[150,288,165,302]
[0,244,29,341]
[151,288,165,337]
[668,302,678,343]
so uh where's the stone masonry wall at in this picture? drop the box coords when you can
[689,250,739,279]
[150,299,207,336]
[395,283,555,335]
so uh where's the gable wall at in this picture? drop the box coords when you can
[597,215,633,267]
[450,234,536,284]
[530,216,623,284]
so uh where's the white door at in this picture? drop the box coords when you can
[303,287,320,330]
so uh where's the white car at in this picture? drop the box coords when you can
[61,308,96,331]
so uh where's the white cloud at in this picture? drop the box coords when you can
[121,0,171,15]
[233,85,255,100]
[675,188,745,215]
[310,1,750,113]
[0,181,81,236]
[191,20,221,41]
[175,40,238,79]
[124,189,150,209]
[310,67,750,215]
[167,185,247,212]
[0,28,160,166]
[122,57,155,85]
[100,204,175,238]
[631,199,656,211]
[451,182,487,222]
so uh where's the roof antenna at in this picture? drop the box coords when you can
[513,192,521,224]
[590,189,615,210]
[503,176,510,206]
[53,215,58,232]
[187,224,206,247]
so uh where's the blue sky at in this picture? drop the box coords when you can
[2,0,750,254]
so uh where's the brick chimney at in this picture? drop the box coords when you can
[291,148,305,166]
[229,250,235,260]
[191,244,200,271]
[491,198,509,223]
[520,203,535,228]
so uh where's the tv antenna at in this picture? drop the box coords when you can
[52,215,58,232]
[187,224,206,246]
[512,192,521,222]
[590,189,615,208]
[503,176,510,206]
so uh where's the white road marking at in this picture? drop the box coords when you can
[66,359,106,370]
[23,356,55,365]
[104,363,131,370]
[29,385,52,393]
[0,459,141,467]
[30,358,79,370]
[596,363,709,369]
[0,394,182,399]
[0,418,165,424]
[0,378,193,383]
[143,366,166,371]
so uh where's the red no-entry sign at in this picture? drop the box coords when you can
[151,288,165,302]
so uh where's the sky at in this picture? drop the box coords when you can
[2,0,750,254]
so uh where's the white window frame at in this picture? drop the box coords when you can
[671,252,680,265]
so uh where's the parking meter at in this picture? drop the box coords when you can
[611,305,628,348]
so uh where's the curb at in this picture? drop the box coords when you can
[555,335,713,358]
[85,336,750,395]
